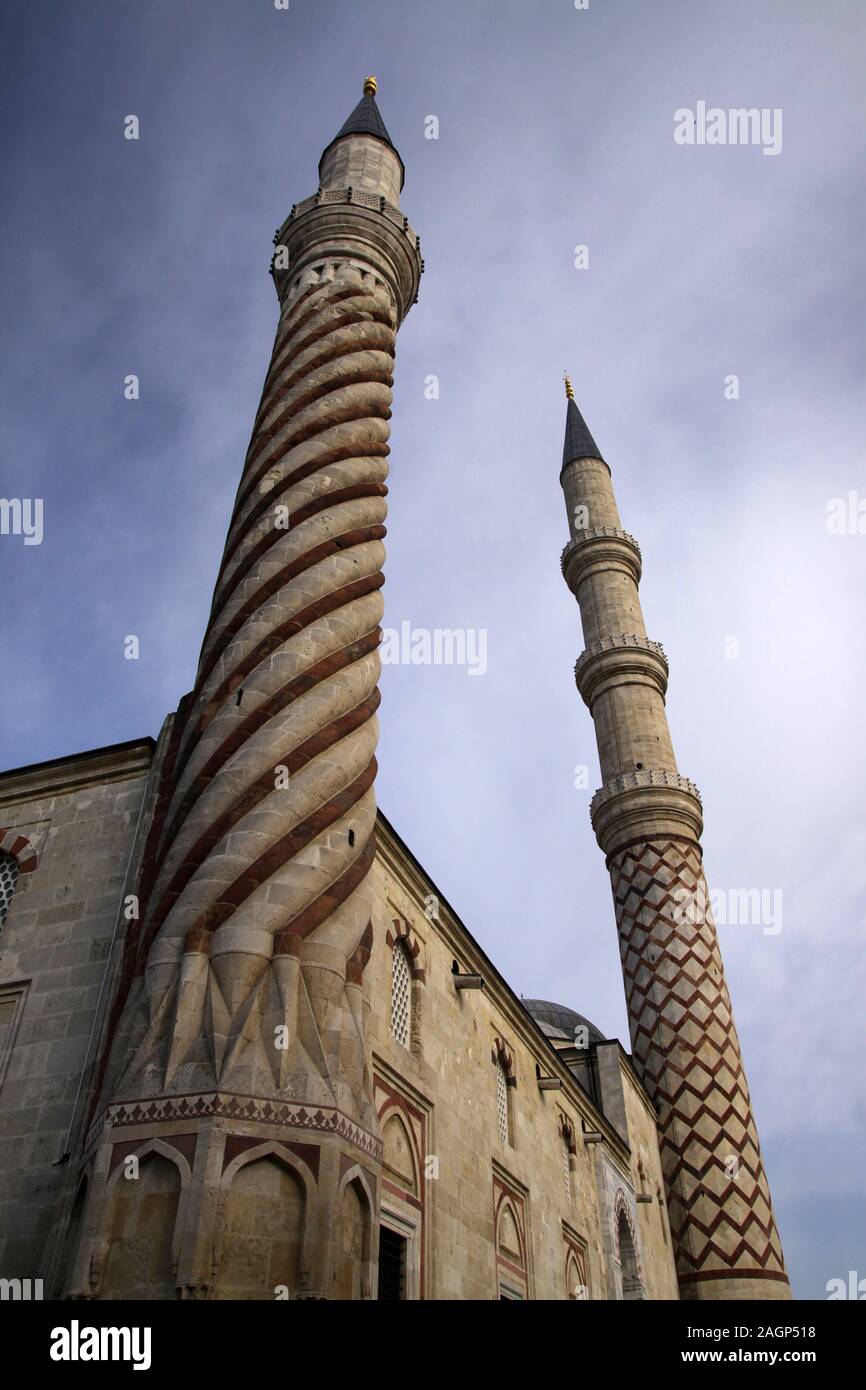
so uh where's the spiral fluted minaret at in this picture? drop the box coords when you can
[559,377,790,1301]
[73,80,423,1302]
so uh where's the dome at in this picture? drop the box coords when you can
[522,998,606,1047]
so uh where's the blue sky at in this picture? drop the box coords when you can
[1,0,864,1298]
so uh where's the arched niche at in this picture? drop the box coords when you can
[214,1150,307,1300]
[332,1170,373,1300]
[382,1110,418,1196]
[617,1206,643,1301]
[497,1201,523,1267]
[101,1150,183,1299]
[566,1250,588,1300]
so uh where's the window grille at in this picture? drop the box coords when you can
[563,1137,572,1200]
[391,943,411,1048]
[496,1061,509,1144]
[0,852,20,933]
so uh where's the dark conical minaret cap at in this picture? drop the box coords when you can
[319,76,405,189]
[562,373,604,467]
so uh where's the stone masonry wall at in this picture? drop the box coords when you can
[0,740,678,1302]
[0,742,152,1284]
[366,819,679,1300]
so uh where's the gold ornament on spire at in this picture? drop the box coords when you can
[363,76,378,96]
[564,372,575,401]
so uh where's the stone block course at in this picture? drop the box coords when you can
[0,754,149,1279]
[366,838,678,1300]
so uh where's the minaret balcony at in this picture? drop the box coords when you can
[271,188,423,319]
[574,634,669,707]
[561,526,642,595]
[589,769,704,855]
[284,185,420,242]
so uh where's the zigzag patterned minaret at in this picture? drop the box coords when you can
[72,79,423,1301]
[558,376,790,1300]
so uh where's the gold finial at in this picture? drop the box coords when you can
[363,76,378,97]
[564,372,575,401]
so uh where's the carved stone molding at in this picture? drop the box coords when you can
[284,186,421,251]
[88,1092,383,1162]
[272,189,423,319]
[574,634,669,705]
[561,527,642,593]
[590,769,704,857]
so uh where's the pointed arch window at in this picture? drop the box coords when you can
[390,941,411,1048]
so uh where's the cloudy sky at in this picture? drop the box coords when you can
[1,0,864,1299]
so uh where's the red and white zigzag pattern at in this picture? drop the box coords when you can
[609,839,787,1290]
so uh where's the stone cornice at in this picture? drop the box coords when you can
[0,738,155,809]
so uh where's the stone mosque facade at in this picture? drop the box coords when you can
[0,81,790,1301]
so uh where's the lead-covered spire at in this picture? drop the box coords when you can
[318,75,405,199]
[331,75,397,150]
[562,373,604,469]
